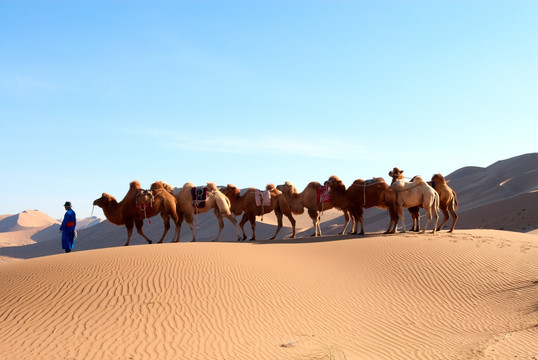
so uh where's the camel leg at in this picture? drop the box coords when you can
[212,210,225,242]
[124,220,135,246]
[173,213,184,242]
[173,220,182,242]
[239,214,249,241]
[135,219,153,244]
[448,202,458,233]
[408,207,420,232]
[340,211,350,235]
[385,209,398,234]
[398,206,406,233]
[348,211,358,235]
[248,214,257,241]
[432,205,439,234]
[225,214,242,241]
[158,215,171,243]
[436,207,449,232]
[183,213,196,242]
[285,212,296,239]
[308,209,320,236]
[422,208,431,234]
[270,209,283,240]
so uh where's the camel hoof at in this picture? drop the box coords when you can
[289,235,296,239]
[190,239,196,242]
[249,238,256,241]
[359,231,365,235]
[269,236,276,240]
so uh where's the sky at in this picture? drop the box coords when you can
[1,0,537,220]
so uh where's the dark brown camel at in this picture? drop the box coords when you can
[221,184,296,241]
[93,180,154,246]
[134,181,181,243]
[276,181,350,236]
[325,176,399,235]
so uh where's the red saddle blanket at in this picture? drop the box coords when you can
[317,185,330,202]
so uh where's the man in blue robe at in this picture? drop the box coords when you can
[60,201,76,253]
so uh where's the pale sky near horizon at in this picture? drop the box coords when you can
[1,0,537,220]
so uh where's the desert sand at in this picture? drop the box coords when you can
[1,153,537,359]
[0,229,537,360]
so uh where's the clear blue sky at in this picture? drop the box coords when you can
[1,0,537,220]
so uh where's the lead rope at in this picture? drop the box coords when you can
[80,205,95,230]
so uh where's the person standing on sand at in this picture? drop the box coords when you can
[60,201,76,253]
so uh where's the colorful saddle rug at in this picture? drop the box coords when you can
[191,186,208,208]
[317,185,330,203]
[255,189,272,207]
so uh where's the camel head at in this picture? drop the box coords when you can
[325,175,343,189]
[93,193,116,208]
[276,181,297,195]
[388,167,404,180]
[136,189,154,207]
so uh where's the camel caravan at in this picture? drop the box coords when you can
[93,168,459,245]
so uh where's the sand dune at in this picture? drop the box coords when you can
[1,153,537,359]
[0,230,536,360]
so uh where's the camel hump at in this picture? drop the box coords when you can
[226,184,236,189]
[183,182,195,188]
[432,173,446,183]
[266,183,276,191]
[411,176,425,183]
[130,180,141,189]
[161,181,174,193]
[206,182,219,192]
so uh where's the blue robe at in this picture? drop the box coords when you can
[60,209,76,250]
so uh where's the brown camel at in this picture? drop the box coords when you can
[174,182,241,242]
[325,176,399,235]
[390,176,439,233]
[431,174,458,232]
[134,181,181,243]
[221,184,296,241]
[93,180,153,246]
[389,167,421,231]
[276,181,350,236]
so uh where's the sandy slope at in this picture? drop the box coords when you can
[1,230,536,360]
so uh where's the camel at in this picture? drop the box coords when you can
[276,181,350,236]
[93,180,154,246]
[174,182,241,242]
[430,174,459,232]
[390,176,439,233]
[134,181,181,243]
[221,184,296,241]
[325,176,399,235]
[389,167,421,231]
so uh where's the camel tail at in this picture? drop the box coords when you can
[452,190,459,210]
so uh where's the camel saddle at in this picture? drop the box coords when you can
[191,186,208,208]
[317,185,330,203]
[255,190,272,207]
